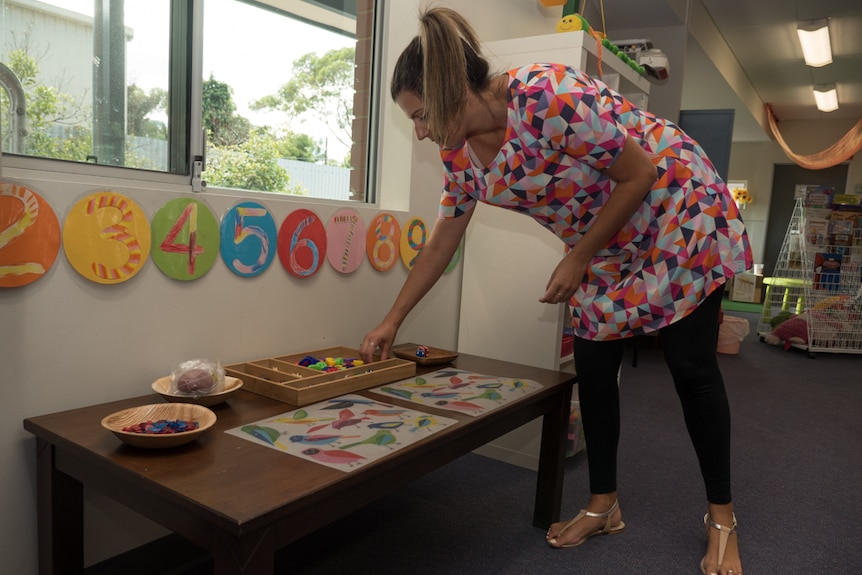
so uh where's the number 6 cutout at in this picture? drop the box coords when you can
[0,181,61,288]
[279,208,327,278]
[63,191,151,284]
[151,198,220,281]
[220,201,278,278]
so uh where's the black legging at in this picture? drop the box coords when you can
[572,285,731,504]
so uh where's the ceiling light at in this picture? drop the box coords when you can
[813,84,838,113]
[797,19,832,67]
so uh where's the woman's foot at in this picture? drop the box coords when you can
[546,494,625,548]
[700,503,743,575]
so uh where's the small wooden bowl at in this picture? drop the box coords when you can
[391,344,459,366]
[151,375,243,407]
[101,403,217,449]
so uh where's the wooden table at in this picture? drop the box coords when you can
[24,352,575,575]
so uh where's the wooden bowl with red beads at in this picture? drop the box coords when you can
[101,403,217,449]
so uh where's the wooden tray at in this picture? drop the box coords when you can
[224,346,416,406]
[391,343,459,366]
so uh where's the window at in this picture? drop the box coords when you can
[0,0,377,201]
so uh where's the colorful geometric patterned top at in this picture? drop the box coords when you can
[439,63,752,340]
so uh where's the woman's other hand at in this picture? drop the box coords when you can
[540,252,588,304]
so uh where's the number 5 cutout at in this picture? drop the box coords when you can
[151,198,220,281]
[0,181,61,288]
[220,201,278,278]
[63,191,151,284]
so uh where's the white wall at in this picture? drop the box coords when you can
[4,0,857,571]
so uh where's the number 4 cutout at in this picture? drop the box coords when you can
[151,198,220,281]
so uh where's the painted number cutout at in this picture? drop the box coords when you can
[325,208,366,274]
[279,208,327,278]
[0,181,61,288]
[63,191,151,284]
[220,201,278,278]
[366,212,400,272]
[399,216,426,271]
[151,198,220,281]
[445,242,462,274]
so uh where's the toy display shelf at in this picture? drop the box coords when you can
[758,197,862,357]
[224,346,416,406]
[483,30,651,102]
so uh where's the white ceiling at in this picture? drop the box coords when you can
[596,0,862,142]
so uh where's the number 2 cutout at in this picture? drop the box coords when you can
[0,181,61,288]
[151,198,220,281]
[220,201,278,278]
[63,191,151,284]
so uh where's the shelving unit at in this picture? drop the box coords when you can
[757,195,862,356]
[482,31,651,107]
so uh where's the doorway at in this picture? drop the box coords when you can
[764,163,848,276]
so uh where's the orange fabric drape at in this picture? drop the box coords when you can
[766,103,862,170]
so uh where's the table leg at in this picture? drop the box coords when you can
[36,438,84,575]
[212,527,277,575]
[532,383,574,528]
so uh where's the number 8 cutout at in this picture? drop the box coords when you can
[366,212,400,272]
[0,181,61,288]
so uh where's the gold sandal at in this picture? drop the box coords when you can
[546,500,626,549]
[700,512,739,574]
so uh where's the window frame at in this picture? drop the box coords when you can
[0,0,380,204]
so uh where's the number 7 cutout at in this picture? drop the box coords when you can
[366,212,401,272]
[325,208,366,274]
[220,201,278,278]
[151,198,220,281]
[0,181,61,288]
[63,191,151,284]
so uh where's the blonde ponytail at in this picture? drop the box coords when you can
[418,8,489,144]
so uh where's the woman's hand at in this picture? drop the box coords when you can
[540,251,588,304]
[360,322,398,363]
[540,137,654,305]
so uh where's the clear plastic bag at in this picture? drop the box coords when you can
[169,359,225,397]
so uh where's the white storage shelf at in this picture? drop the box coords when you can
[483,31,651,107]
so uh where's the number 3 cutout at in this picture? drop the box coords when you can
[63,191,151,284]
[0,181,61,288]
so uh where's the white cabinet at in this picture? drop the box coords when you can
[458,32,650,469]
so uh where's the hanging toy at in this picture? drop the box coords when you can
[539,0,646,77]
